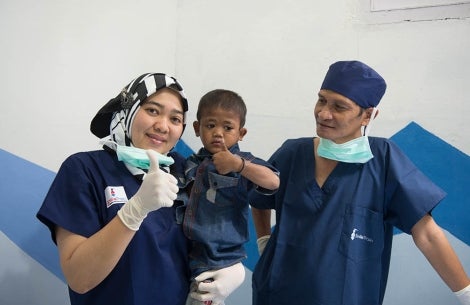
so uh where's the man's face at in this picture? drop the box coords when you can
[314,89,371,144]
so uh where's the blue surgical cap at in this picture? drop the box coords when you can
[320,61,387,108]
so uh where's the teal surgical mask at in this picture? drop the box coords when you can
[116,145,174,169]
[317,107,377,163]
[317,136,373,163]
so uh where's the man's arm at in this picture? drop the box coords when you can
[411,214,470,302]
[251,207,272,254]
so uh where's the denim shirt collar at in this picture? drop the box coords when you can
[195,143,241,160]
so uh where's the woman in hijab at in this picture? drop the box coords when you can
[37,73,244,305]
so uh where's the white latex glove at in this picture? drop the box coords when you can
[189,262,245,305]
[455,284,470,305]
[117,149,178,230]
[257,235,270,255]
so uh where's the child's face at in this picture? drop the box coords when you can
[193,107,247,154]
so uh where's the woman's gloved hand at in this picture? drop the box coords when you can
[118,149,178,230]
[190,262,246,305]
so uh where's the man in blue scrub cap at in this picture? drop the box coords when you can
[250,60,470,305]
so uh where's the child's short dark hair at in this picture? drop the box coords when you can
[196,89,247,127]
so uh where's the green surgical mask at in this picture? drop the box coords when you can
[317,136,373,163]
[317,107,377,164]
[116,145,174,169]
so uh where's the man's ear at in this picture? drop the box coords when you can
[364,107,379,126]
[238,127,247,141]
[193,121,200,137]
[372,108,379,119]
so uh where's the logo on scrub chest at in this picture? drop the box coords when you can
[105,186,129,208]
[350,228,374,243]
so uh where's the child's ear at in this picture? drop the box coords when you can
[193,121,200,137]
[238,127,247,141]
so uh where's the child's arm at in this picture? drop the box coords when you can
[212,146,279,190]
[237,158,279,190]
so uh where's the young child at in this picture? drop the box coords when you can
[183,89,280,305]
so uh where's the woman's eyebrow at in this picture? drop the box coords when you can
[144,101,184,115]
[143,100,163,108]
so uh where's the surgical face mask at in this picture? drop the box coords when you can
[317,107,377,163]
[317,136,373,163]
[116,144,174,169]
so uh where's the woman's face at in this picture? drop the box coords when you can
[131,88,185,154]
[314,89,371,144]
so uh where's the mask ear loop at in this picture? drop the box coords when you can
[363,107,378,137]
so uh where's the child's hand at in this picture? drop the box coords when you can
[212,139,244,175]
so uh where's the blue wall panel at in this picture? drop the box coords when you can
[0,122,468,305]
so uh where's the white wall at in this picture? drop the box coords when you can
[0,0,180,172]
[176,0,470,159]
[1,1,469,304]
[2,0,469,171]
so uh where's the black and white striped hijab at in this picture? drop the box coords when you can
[98,73,188,178]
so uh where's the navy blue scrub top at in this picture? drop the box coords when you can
[250,137,446,305]
[37,150,190,305]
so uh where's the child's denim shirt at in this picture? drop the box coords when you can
[181,144,279,277]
